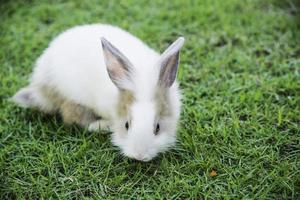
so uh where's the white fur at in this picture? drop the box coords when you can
[13,24,183,161]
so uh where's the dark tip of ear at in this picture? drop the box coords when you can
[100,37,123,58]
[100,37,106,42]
[100,37,109,48]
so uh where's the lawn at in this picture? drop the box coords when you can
[0,0,299,199]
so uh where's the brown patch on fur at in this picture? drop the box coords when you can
[116,88,171,118]
[117,90,135,117]
[155,87,172,117]
[39,85,97,126]
[60,101,97,126]
[39,86,64,110]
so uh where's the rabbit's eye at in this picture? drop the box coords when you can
[155,123,160,135]
[125,121,129,130]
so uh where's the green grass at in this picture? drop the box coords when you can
[0,0,299,199]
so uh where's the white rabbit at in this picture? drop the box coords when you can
[12,24,185,161]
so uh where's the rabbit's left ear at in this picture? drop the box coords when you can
[101,37,134,90]
[158,37,185,88]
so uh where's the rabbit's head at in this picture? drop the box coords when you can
[101,37,184,161]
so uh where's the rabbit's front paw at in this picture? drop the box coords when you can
[88,120,111,132]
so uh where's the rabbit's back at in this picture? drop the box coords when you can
[31,24,160,118]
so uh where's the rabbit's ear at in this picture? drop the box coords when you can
[158,37,185,88]
[101,37,133,90]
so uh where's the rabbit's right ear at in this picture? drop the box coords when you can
[158,37,185,88]
[101,37,134,90]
